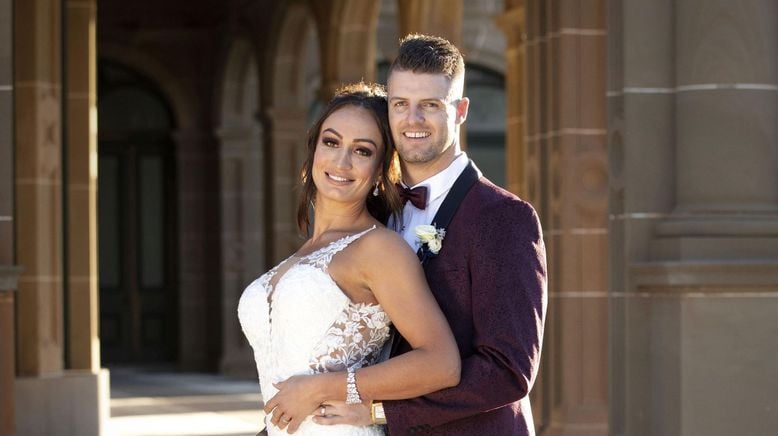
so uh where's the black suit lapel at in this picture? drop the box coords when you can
[415,160,481,261]
[387,161,480,358]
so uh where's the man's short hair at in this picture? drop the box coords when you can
[389,34,465,81]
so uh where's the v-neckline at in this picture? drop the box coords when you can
[266,225,377,302]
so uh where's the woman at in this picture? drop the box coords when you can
[238,82,460,435]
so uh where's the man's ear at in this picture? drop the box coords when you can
[455,97,470,124]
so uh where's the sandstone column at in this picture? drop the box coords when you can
[65,0,100,373]
[495,1,527,198]
[264,108,307,264]
[397,0,463,47]
[173,129,222,371]
[609,1,778,435]
[310,0,381,98]
[14,0,65,379]
[524,1,609,434]
[14,1,107,434]
[217,120,266,377]
[0,0,18,432]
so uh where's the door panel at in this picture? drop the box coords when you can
[99,142,176,363]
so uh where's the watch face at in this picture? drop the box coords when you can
[374,405,385,419]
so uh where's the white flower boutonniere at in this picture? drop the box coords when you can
[414,224,446,261]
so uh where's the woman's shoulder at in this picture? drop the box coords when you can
[362,225,410,248]
[353,225,417,260]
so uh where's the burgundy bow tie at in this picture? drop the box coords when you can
[396,184,428,210]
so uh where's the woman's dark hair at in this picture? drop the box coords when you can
[296,82,402,235]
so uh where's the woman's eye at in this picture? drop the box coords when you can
[322,138,339,147]
[355,147,373,157]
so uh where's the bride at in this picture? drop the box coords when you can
[238,83,460,435]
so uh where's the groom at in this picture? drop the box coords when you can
[318,34,547,435]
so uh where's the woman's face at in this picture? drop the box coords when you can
[312,105,384,206]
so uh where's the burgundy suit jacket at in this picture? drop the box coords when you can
[384,164,548,435]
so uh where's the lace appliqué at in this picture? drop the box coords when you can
[309,302,391,373]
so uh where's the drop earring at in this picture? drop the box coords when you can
[372,183,380,197]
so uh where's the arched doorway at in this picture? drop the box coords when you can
[97,60,178,364]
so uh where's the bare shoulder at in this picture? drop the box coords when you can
[357,226,416,259]
[341,227,420,276]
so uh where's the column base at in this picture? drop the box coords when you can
[15,369,110,436]
[616,261,778,436]
[219,349,257,379]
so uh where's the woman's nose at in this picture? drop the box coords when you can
[334,148,351,168]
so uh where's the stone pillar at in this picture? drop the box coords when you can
[15,0,65,379]
[0,0,16,429]
[524,1,609,434]
[264,108,307,264]
[173,129,222,371]
[396,0,463,47]
[395,0,465,148]
[65,0,100,372]
[0,269,21,436]
[217,121,266,377]
[311,0,380,99]
[13,1,109,434]
[609,1,778,435]
[495,2,526,198]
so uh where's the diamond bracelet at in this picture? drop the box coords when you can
[345,367,362,405]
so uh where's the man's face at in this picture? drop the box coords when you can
[387,70,469,170]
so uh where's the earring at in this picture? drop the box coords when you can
[372,183,380,197]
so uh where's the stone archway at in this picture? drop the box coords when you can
[97,60,178,365]
[99,43,221,371]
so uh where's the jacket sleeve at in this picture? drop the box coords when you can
[383,199,548,434]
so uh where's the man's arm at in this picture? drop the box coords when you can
[383,200,547,431]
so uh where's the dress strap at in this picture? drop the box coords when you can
[303,225,377,271]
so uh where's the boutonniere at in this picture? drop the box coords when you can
[414,224,446,262]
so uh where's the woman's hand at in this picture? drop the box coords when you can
[263,374,330,433]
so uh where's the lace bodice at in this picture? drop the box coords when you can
[238,226,389,436]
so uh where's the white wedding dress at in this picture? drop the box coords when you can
[238,226,390,435]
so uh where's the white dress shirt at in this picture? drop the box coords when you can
[390,152,471,251]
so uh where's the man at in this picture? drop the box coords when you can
[317,34,547,435]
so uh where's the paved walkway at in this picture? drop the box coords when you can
[107,368,266,436]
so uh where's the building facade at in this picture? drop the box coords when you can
[0,0,775,435]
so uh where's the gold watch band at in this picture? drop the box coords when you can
[371,401,387,425]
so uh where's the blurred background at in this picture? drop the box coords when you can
[1,0,776,435]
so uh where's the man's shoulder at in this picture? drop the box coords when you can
[465,176,537,218]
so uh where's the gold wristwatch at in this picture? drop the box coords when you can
[370,401,386,425]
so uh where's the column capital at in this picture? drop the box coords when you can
[494,5,525,46]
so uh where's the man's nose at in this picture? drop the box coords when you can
[408,105,425,123]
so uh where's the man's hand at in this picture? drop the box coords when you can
[312,401,373,426]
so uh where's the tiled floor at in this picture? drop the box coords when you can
[107,368,266,436]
